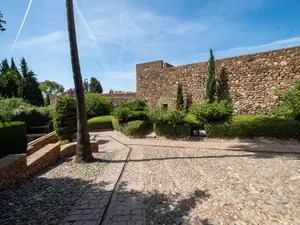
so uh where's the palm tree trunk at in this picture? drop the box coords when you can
[66,0,94,163]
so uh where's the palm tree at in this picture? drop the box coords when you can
[66,0,94,162]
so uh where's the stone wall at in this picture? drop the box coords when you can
[100,92,137,105]
[0,154,27,189]
[136,46,300,114]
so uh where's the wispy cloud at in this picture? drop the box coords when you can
[12,0,33,51]
[13,31,67,52]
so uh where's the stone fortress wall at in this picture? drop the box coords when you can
[136,46,300,114]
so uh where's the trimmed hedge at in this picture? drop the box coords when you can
[205,115,300,139]
[88,115,114,131]
[122,120,152,136]
[154,123,190,138]
[112,118,151,136]
[0,122,27,159]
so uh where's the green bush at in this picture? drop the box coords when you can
[11,106,53,127]
[0,122,27,159]
[184,113,204,129]
[189,100,233,122]
[149,107,196,137]
[88,115,114,131]
[205,115,300,139]
[121,120,152,136]
[0,98,31,122]
[112,99,148,122]
[54,95,77,141]
[120,99,147,111]
[149,107,186,126]
[85,93,113,118]
[273,81,300,120]
[48,120,54,132]
[112,117,121,131]
[154,123,190,138]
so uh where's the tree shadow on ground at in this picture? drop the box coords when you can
[0,159,211,225]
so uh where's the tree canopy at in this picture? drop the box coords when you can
[89,77,103,93]
[39,80,64,96]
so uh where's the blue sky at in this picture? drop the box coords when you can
[1,0,300,92]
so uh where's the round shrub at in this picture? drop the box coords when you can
[85,93,112,118]
[54,95,77,141]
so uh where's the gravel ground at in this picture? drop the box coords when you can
[139,147,300,225]
[0,152,115,225]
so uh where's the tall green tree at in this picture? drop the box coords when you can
[206,49,216,102]
[109,89,114,93]
[0,11,6,32]
[20,58,44,106]
[66,0,93,163]
[89,77,103,93]
[176,82,184,110]
[11,58,21,78]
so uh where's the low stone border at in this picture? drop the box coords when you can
[0,154,27,190]
[27,132,58,155]
[27,143,61,176]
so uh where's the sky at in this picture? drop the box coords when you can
[1,0,300,92]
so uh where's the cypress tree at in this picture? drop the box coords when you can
[176,82,184,110]
[206,49,216,102]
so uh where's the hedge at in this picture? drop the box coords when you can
[205,115,300,139]
[121,120,152,136]
[112,118,152,136]
[12,107,53,129]
[112,117,121,131]
[88,115,114,131]
[0,122,27,159]
[154,123,190,138]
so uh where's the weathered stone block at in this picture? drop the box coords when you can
[0,154,27,189]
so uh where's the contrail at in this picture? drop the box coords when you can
[12,0,33,51]
[74,0,110,72]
